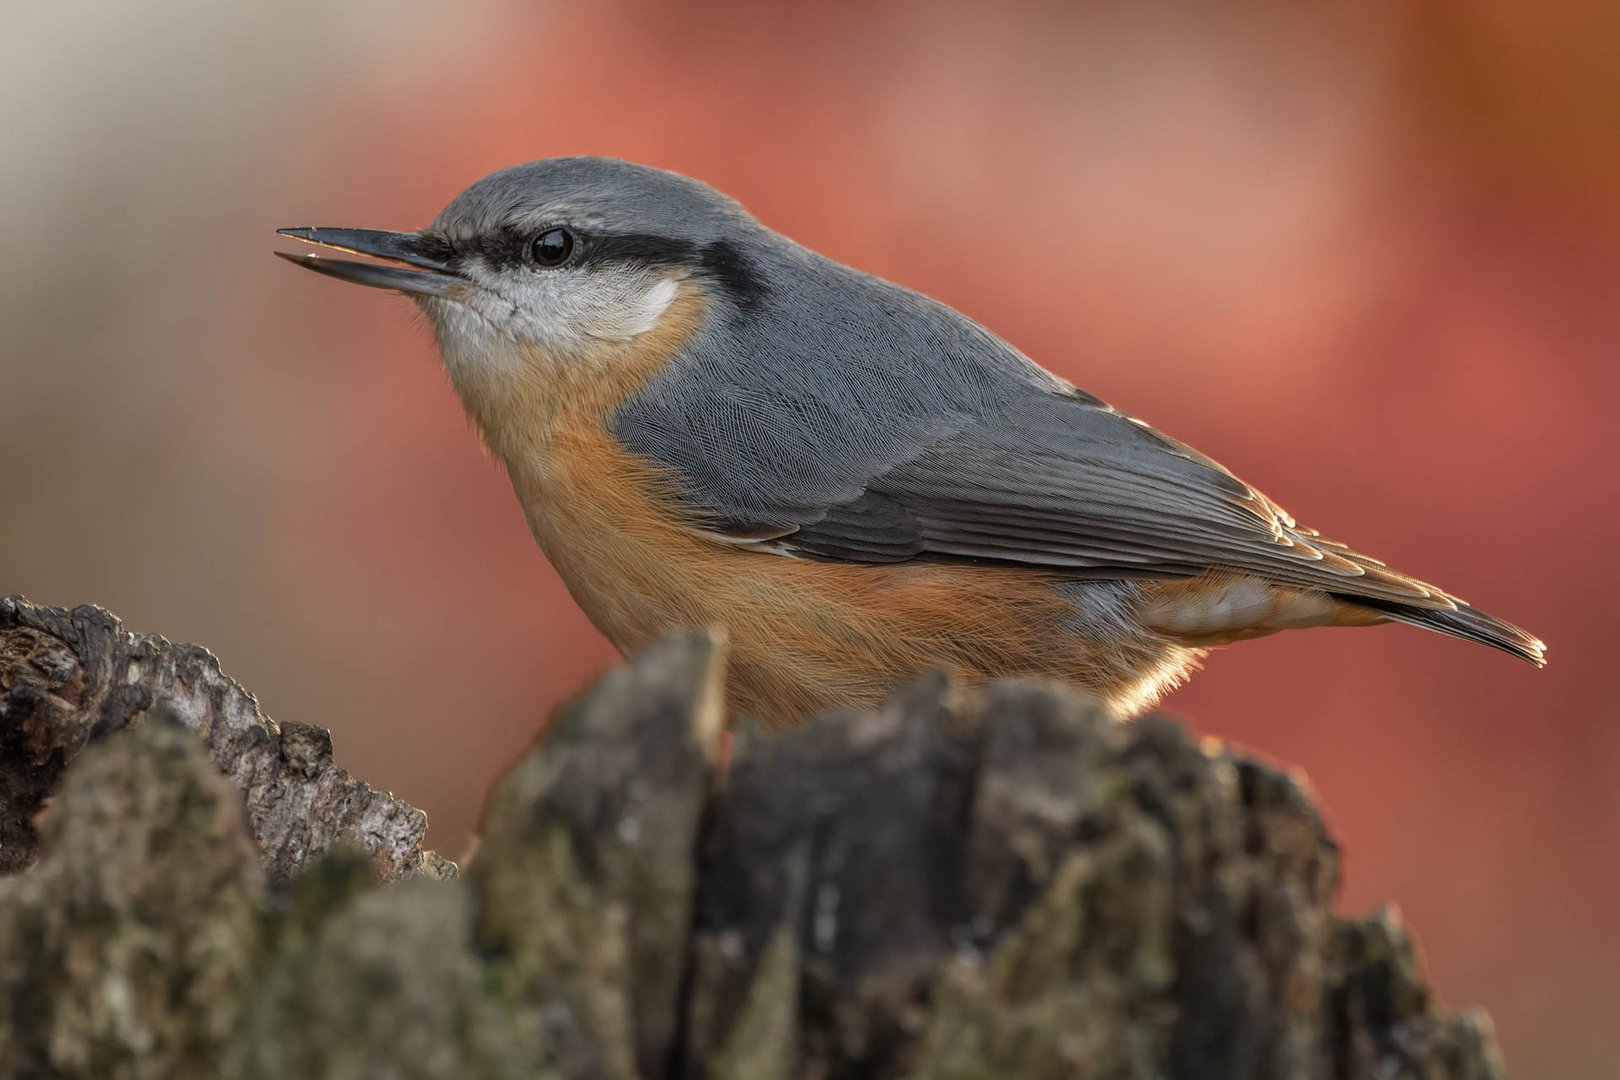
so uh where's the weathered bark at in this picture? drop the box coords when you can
[0,598,1506,1079]
[0,710,263,1079]
[0,596,449,882]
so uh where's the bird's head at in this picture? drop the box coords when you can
[277,157,768,429]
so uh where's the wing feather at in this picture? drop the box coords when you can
[708,389,1454,610]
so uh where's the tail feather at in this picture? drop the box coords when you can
[1347,596,1546,667]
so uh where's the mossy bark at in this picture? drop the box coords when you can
[0,598,1506,1079]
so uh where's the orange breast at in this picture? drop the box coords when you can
[471,284,1199,723]
[515,419,1109,722]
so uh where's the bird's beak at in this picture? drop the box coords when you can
[274,227,460,298]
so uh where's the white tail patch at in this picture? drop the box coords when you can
[1140,576,1341,644]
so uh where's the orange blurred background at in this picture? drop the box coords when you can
[3,2,1616,1074]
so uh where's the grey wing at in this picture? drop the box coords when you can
[776,396,1553,665]
[713,386,1456,608]
[607,239,1540,662]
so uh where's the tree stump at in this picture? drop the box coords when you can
[0,597,1505,1078]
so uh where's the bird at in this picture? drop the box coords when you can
[276,156,1545,723]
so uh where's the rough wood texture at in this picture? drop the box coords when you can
[0,595,450,882]
[0,710,263,1078]
[0,599,1506,1079]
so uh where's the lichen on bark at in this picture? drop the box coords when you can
[0,598,1508,1078]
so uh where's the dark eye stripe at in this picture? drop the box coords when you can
[414,233,458,266]
[582,233,697,267]
[697,240,768,310]
[424,230,768,310]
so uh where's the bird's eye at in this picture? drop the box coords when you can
[531,227,575,267]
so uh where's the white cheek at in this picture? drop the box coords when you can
[601,275,680,339]
[510,268,681,346]
[421,267,685,398]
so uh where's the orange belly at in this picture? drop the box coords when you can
[460,285,1199,723]
[508,423,1201,723]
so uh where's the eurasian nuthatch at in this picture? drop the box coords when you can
[276,157,1545,721]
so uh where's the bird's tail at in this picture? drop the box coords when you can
[1344,595,1546,667]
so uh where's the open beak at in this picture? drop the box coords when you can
[274,227,460,298]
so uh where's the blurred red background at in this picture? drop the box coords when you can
[3,3,1616,1074]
